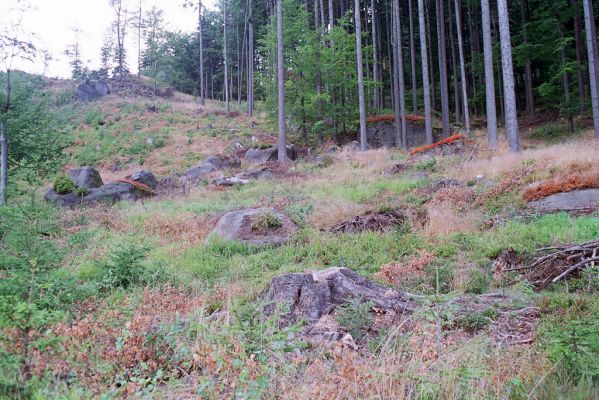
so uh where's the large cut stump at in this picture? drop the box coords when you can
[259,267,414,325]
[209,208,298,246]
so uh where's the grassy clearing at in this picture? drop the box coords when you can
[3,92,599,398]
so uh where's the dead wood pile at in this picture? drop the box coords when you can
[506,240,599,289]
[328,211,407,234]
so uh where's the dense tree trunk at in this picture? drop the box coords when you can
[583,0,599,141]
[315,0,323,143]
[371,0,380,112]
[408,0,419,113]
[573,0,586,113]
[354,0,368,150]
[481,0,497,148]
[436,0,451,137]
[224,0,230,113]
[492,7,505,121]
[454,0,470,138]
[418,0,434,144]
[248,22,254,116]
[497,0,521,152]
[137,0,142,78]
[277,0,288,162]
[0,69,10,206]
[521,0,535,117]
[395,0,408,148]
[425,0,436,112]
[558,24,574,133]
[448,0,460,123]
[199,0,205,106]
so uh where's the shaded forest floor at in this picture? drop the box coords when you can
[4,88,599,399]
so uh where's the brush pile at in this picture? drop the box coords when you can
[328,210,407,234]
[515,240,599,289]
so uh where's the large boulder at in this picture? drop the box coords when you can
[529,189,599,213]
[45,169,157,208]
[68,167,104,189]
[76,80,110,102]
[208,208,298,246]
[126,170,158,190]
[366,121,432,149]
[244,145,298,164]
[184,155,241,181]
[45,181,153,208]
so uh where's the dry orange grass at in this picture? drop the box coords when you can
[309,199,370,229]
[461,137,599,181]
[424,204,479,237]
[141,212,218,252]
[523,172,599,202]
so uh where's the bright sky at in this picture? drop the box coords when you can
[0,0,218,78]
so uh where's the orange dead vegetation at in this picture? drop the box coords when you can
[523,173,599,202]
[366,114,426,124]
[410,134,464,155]
[117,179,154,192]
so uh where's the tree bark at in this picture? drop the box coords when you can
[395,0,408,148]
[224,0,230,113]
[558,24,574,133]
[248,22,254,116]
[315,0,323,143]
[436,0,451,137]
[371,0,380,112]
[408,0,419,113]
[0,69,10,206]
[521,0,535,117]
[583,0,599,141]
[448,0,461,124]
[454,0,470,138]
[573,0,586,113]
[497,0,521,152]
[481,0,498,148]
[354,0,368,150]
[277,0,288,163]
[199,0,205,106]
[418,0,434,144]
[425,0,436,112]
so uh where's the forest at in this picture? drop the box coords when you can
[1,0,599,398]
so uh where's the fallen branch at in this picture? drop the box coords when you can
[366,114,426,124]
[410,134,465,156]
[517,240,599,289]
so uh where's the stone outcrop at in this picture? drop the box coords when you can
[76,80,110,101]
[184,155,241,181]
[208,208,298,246]
[244,145,297,164]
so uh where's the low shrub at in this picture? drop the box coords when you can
[335,298,374,340]
[53,174,76,194]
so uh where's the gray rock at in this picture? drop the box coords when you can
[529,189,599,213]
[366,121,434,149]
[76,80,110,101]
[212,176,249,187]
[126,170,158,190]
[208,208,298,246]
[45,181,152,208]
[238,167,277,181]
[184,155,241,181]
[244,145,297,164]
[68,167,103,188]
